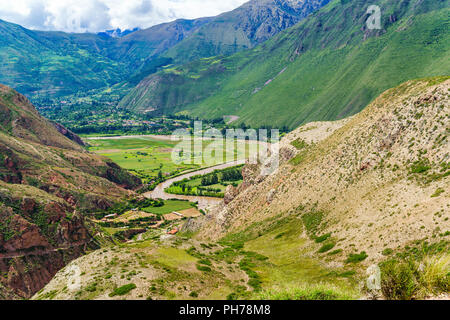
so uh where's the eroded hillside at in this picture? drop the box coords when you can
[0,85,141,298]
[198,78,449,265]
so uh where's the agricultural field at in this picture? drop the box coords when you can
[86,136,198,183]
[141,200,196,215]
[86,136,259,183]
[97,199,199,239]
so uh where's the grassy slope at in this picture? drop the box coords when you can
[121,0,450,129]
[0,20,128,97]
[34,214,358,300]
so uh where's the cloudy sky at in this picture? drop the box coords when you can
[0,0,248,33]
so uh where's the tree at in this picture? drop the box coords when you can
[211,173,219,185]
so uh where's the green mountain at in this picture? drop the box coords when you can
[120,0,450,129]
[0,19,131,98]
[0,0,329,101]
[162,0,332,65]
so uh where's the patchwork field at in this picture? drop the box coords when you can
[86,136,261,183]
[87,136,196,183]
[141,200,196,216]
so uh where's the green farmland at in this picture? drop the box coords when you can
[87,136,259,184]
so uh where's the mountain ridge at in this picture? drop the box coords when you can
[0,0,329,100]
[120,0,450,129]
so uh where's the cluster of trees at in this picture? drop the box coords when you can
[166,184,224,198]
[201,167,243,186]
[220,167,243,182]
[99,216,160,229]
[201,172,219,186]
[165,166,243,198]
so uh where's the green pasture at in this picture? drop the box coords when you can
[141,200,194,215]
[87,136,259,182]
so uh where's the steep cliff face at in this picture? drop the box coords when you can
[0,183,96,298]
[0,85,141,299]
[198,78,450,265]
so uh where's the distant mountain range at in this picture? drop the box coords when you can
[121,0,450,129]
[98,28,140,38]
[0,0,448,130]
[0,0,330,99]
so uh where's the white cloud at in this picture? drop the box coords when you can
[0,0,249,33]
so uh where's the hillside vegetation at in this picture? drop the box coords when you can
[121,0,450,129]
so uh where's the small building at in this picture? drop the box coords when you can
[167,227,179,235]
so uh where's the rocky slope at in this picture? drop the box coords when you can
[0,85,141,299]
[197,77,449,265]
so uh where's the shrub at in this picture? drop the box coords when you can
[291,139,308,150]
[85,282,97,293]
[274,232,286,239]
[230,242,244,250]
[419,254,450,294]
[315,233,331,243]
[227,293,238,300]
[338,271,356,278]
[318,243,335,253]
[328,249,343,255]
[248,278,263,291]
[196,265,212,272]
[189,291,199,298]
[345,252,368,264]
[382,248,394,256]
[409,159,431,174]
[258,284,356,300]
[301,211,324,237]
[109,283,137,297]
[380,260,418,300]
[431,188,445,198]
[198,259,212,266]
